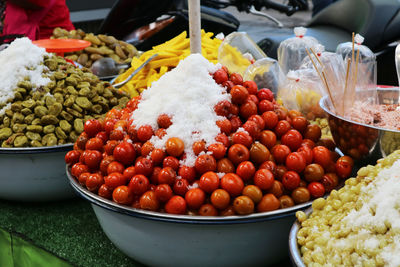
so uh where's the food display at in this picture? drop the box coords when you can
[2,3,400,264]
[295,150,400,266]
[114,30,223,97]
[67,54,353,216]
[0,38,129,147]
[51,27,139,69]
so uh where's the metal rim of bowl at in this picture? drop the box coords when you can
[0,143,73,154]
[288,207,312,267]
[66,166,313,225]
[319,89,400,134]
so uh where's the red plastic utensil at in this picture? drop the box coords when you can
[32,39,91,56]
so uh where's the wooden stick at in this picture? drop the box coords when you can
[188,0,202,54]
[322,71,337,111]
[354,47,361,88]
[349,34,360,109]
[310,47,324,69]
[351,32,355,64]
[310,47,332,97]
[342,58,351,116]
[306,48,337,111]
[305,49,324,82]
[309,47,336,110]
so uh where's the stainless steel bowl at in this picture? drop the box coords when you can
[66,167,312,267]
[0,144,75,201]
[319,88,400,165]
[288,207,311,267]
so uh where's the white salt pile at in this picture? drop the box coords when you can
[131,54,230,166]
[0,37,50,109]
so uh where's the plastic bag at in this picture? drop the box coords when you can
[300,44,346,112]
[336,34,377,108]
[218,32,266,75]
[278,69,325,119]
[299,43,325,68]
[243,57,285,95]
[277,27,320,74]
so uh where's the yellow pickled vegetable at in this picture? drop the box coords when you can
[115,30,223,97]
[218,42,251,75]
[310,117,332,139]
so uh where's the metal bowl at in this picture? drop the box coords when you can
[288,207,311,267]
[66,167,312,267]
[0,144,75,201]
[319,88,400,165]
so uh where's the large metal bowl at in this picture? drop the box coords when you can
[0,144,75,201]
[320,88,400,165]
[66,167,313,267]
[288,207,311,267]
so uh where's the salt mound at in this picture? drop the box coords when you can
[131,54,230,166]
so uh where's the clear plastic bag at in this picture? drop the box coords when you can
[218,32,266,75]
[278,69,326,119]
[277,27,320,74]
[300,44,346,112]
[299,43,325,68]
[336,34,377,109]
[243,57,286,95]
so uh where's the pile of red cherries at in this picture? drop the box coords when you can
[66,66,353,216]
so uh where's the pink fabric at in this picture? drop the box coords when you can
[3,0,55,40]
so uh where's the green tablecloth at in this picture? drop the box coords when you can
[0,198,142,267]
[0,197,292,267]
[0,228,71,267]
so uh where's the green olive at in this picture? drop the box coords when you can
[34,106,48,118]
[26,131,41,141]
[59,120,72,133]
[27,125,43,133]
[17,81,32,90]
[13,135,28,147]
[75,97,92,109]
[45,95,56,107]
[11,102,22,112]
[21,108,32,116]
[43,125,55,134]
[48,103,63,116]
[12,123,27,133]
[24,114,35,124]
[0,128,12,139]
[41,115,59,125]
